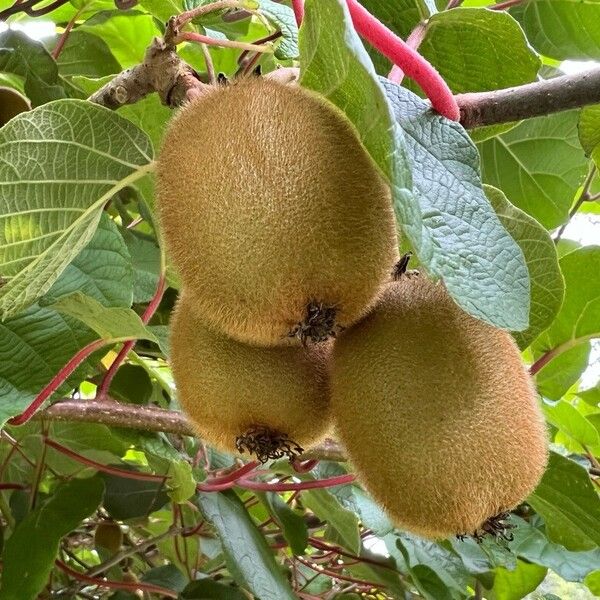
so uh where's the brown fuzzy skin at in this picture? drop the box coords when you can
[331,277,548,539]
[0,87,30,127]
[157,78,398,346]
[170,295,332,456]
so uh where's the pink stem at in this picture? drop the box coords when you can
[8,338,108,426]
[292,0,304,25]
[489,0,523,10]
[291,458,319,473]
[45,438,167,482]
[55,560,178,598]
[97,273,166,399]
[346,0,459,120]
[387,21,428,84]
[238,473,355,492]
[296,556,384,588]
[51,5,82,60]
[205,461,260,484]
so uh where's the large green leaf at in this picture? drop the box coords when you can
[543,399,600,448]
[579,104,600,156]
[479,110,589,229]
[197,491,297,600]
[485,186,564,348]
[80,11,162,68]
[511,0,600,60]
[534,246,600,370]
[536,343,591,401]
[257,0,298,60]
[382,81,530,331]
[48,292,158,342]
[0,477,104,600]
[491,560,547,600]
[0,99,153,319]
[528,452,600,551]
[262,492,308,555]
[51,30,121,78]
[510,516,600,582]
[0,30,68,106]
[419,8,540,93]
[0,216,132,427]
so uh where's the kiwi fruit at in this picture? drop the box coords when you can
[157,77,398,346]
[94,521,123,554]
[170,294,331,462]
[0,87,30,127]
[331,277,547,539]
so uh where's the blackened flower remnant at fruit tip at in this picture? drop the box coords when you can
[456,512,516,544]
[236,425,304,464]
[288,301,342,345]
[391,252,419,281]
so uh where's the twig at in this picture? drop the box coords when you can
[296,556,384,589]
[388,21,428,84]
[176,30,273,54]
[51,5,83,60]
[29,400,348,461]
[457,68,600,128]
[554,165,597,242]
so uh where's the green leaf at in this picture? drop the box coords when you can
[512,0,600,60]
[197,490,296,600]
[52,30,121,78]
[534,246,600,370]
[543,400,600,448]
[0,99,153,319]
[510,516,600,582]
[479,110,589,229]
[299,0,420,264]
[383,80,530,331]
[181,579,248,599]
[578,385,600,407]
[302,488,360,554]
[101,471,169,520]
[120,230,161,303]
[491,560,547,600]
[80,11,162,68]
[0,477,104,600]
[0,30,68,106]
[0,216,131,426]
[257,0,298,60]
[585,570,600,595]
[47,291,158,342]
[141,564,187,593]
[263,492,308,555]
[139,0,184,21]
[536,343,592,401]
[485,185,564,348]
[579,104,600,156]
[419,8,539,93]
[528,452,600,551]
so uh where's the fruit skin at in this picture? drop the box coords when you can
[94,521,123,554]
[170,294,332,458]
[331,277,548,539]
[0,87,30,127]
[157,77,398,346]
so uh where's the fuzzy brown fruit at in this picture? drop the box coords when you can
[157,78,398,346]
[331,277,548,539]
[0,87,30,127]
[170,294,331,461]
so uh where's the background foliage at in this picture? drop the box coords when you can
[0,0,599,598]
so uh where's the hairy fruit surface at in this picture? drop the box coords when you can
[157,78,398,346]
[331,277,548,539]
[170,295,332,461]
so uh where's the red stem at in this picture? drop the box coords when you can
[44,438,167,482]
[489,0,524,10]
[388,21,428,84]
[204,461,260,484]
[345,0,459,120]
[0,483,27,490]
[292,459,319,473]
[292,0,304,25]
[8,338,108,426]
[309,537,396,571]
[97,273,166,399]
[238,473,355,492]
[55,559,178,598]
[51,5,83,60]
